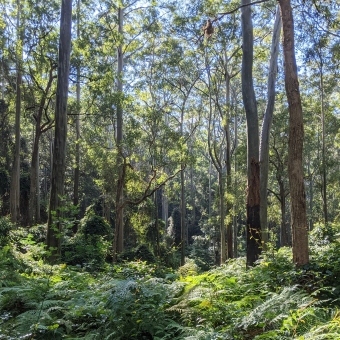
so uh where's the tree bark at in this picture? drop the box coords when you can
[73,0,81,233]
[113,6,124,262]
[279,179,289,246]
[180,165,186,266]
[260,6,281,248]
[10,0,22,225]
[223,56,233,259]
[278,0,309,266]
[320,61,327,225]
[28,65,55,226]
[241,0,261,266]
[46,0,73,263]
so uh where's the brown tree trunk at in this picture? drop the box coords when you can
[279,179,289,246]
[241,0,261,267]
[279,0,309,266]
[46,0,73,263]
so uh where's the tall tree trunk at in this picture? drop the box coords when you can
[241,0,261,266]
[73,0,81,233]
[46,0,73,263]
[206,51,226,265]
[180,166,186,266]
[279,179,289,246]
[308,153,314,230]
[278,0,309,266]
[29,128,41,225]
[113,6,124,262]
[218,171,226,264]
[10,0,22,225]
[29,65,55,226]
[162,111,169,231]
[320,62,327,225]
[260,6,281,248]
[36,150,40,222]
[233,97,238,258]
[223,58,233,259]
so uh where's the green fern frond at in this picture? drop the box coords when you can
[237,285,314,331]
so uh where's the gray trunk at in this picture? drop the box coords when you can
[241,0,261,266]
[259,6,281,247]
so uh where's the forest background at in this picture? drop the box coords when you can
[0,0,340,338]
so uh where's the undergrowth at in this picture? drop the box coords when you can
[1,229,340,339]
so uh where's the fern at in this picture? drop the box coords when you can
[237,285,314,331]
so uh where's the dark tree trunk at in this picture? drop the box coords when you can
[279,0,309,266]
[279,180,289,247]
[241,0,261,266]
[46,0,73,263]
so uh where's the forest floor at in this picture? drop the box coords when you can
[1,227,340,339]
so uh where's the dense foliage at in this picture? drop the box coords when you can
[1,225,340,339]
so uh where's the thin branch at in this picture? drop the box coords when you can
[214,0,271,22]
[123,166,185,207]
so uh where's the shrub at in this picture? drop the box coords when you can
[118,244,155,263]
[62,235,110,271]
[0,217,12,247]
[80,213,111,238]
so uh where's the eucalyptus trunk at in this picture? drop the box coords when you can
[278,0,309,266]
[47,0,73,262]
[241,0,261,266]
[260,6,281,248]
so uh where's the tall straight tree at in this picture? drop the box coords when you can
[278,0,309,266]
[73,0,81,233]
[259,6,281,246]
[241,0,261,266]
[113,5,124,262]
[10,0,22,224]
[46,0,73,262]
